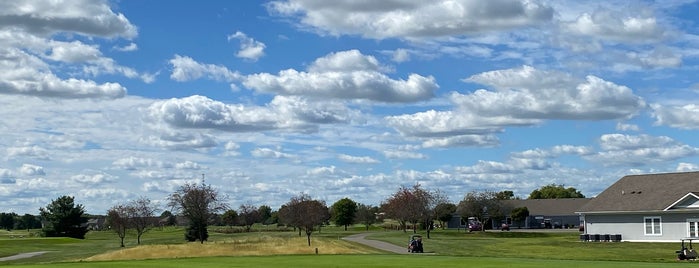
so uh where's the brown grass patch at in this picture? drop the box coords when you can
[83,235,377,261]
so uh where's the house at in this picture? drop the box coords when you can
[446,198,590,229]
[502,198,590,229]
[577,171,699,242]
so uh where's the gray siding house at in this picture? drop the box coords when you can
[578,171,699,242]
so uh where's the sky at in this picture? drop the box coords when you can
[1,0,699,215]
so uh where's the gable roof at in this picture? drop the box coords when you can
[578,171,699,213]
[502,198,590,216]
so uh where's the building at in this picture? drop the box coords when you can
[578,171,699,242]
[447,198,590,229]
[502,198,590,229]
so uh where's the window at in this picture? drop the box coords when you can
[688,219,699,238]
[644,217,662,235]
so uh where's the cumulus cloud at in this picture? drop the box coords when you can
[266,0,553,39]
[6,145,50,160]
[0,0,137,38]
[0,47,127,99]
[112,157,172,170]
[422,135,499,148]
[169,55,242,82]
[19,164,45,176]
[252,148,294,159]
[338,154,380,164]
[147,95,357,133]
[382,150,426,159]
[228,31,266,61]
[244,49,438,103]
[113,42,138,52]
[71,173,116,184]
[650,103,699,129]
[563,9,665,43]
[588,134,699,166]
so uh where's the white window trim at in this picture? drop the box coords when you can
[687,218,699,238]
[644,216,662,236]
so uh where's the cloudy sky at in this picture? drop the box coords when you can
[2,0,699,215]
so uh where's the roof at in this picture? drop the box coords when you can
[578,171,699,213]
[502,198,590,216]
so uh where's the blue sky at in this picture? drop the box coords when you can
[2,0,699,214]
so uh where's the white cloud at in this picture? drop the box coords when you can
[616,122,640,131]
[382,150,426,159]
[588,134,699,166]
[422,135,499,148]
[267,0,553,39]
[252,148,294,159]
[19,164,45,176]
[338,154,380,164]
[563,10,665,43]
[0,47,127,99]
[71,173,116,184]
[7,145,50,160]
[651,104,699,129]
[112,157,172,170]
[228,31,266,61]
[244,49,438,103]
[0,0,137,38]
[306,166,336,175]
[113,42,138,52]
[169,55,242,82]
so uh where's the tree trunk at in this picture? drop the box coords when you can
[344,224,347,231]
[120,237,125,247]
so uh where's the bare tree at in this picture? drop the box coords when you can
[128,197,158,245]
[354,203,378,231]
[168,182,228,243]
[106,205,129,247]
[279,194,329,246]
[237,203,260,232]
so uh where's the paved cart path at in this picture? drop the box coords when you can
[343,233,410,254]
[0,251,48,261]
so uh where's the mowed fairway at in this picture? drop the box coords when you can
[0,226,692,267]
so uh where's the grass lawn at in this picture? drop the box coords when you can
[0,226,691,267]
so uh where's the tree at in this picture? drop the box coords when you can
[39,196,88,239]
[168,182,228,243]
[237,203,260,232]
[0,213,15,231]
[354,203,378,231]
[510,207,529,228]
[17,214,41,230]
[279,194,329,246]
[106,205,129,247]
[258,205,272,225]
[434,202,456,229]
[495,190,516,200]
[529,184,585,199]
[128,197,158,245]
[381,184,439,235]
[456,191,506,231]
[160,210,177,226]
[331,197,357,231]
[221,209,238,226]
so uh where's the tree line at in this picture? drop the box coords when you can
[18,182,582,246]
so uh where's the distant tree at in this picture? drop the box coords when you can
[237,203,260,232]
[168,182,228,243]
[434,202,457,229]
[128,197,158,245]
[0,212,16,231]
[510,207,529,228]
[495,190,516,200]
[456,191,506,231]
[221,209,238,226]
[258,205,272,225]
[106,205,129,247]
[17,214,41,230]
[331,197,357,231]
[279,194,329,246]
[39,196,88,239]
[381,186,417,233]
[159,210,177,226]
[529,184,585,199]
[354,203,378,231]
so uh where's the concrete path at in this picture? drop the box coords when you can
[343,233,410,254]
[0,251,48,262]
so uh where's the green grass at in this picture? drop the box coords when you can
[0,226,691,267]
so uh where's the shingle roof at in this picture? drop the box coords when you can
[578,171,699,213]
[502,198,590,216]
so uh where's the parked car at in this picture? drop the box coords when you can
[467,217,482,232]
[500,223,510,231]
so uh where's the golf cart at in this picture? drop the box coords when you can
[408,235,423,253]
[676,238,698,260]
